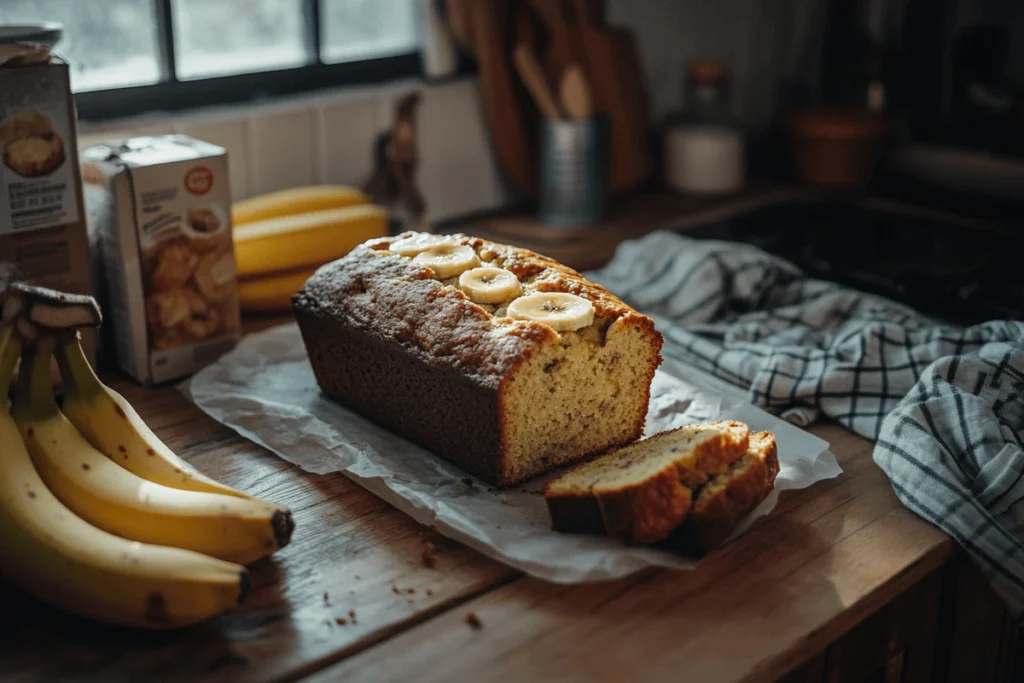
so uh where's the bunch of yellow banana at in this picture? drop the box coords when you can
[0,283,295,629]
[232,185,389,313]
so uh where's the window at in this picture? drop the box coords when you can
[172,0,309,80]
[0,0,422,120]
[321,0,418,64]
[0,0,162,92]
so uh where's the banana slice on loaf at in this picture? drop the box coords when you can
[544,421,750,545]
[459,267,522,304]
[412,243,479,278]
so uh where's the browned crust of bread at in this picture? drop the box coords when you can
[295,311,506,483]
[294,232,663,488]
[544,422,750,545]
[544,465,694,545]
[677,420,751,488]
[674,431,780,554]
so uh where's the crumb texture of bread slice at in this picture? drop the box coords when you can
[499,316,659,485]
[677,431,780,554]
[544,422,751,544]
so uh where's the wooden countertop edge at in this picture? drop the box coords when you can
[747,525,958,683]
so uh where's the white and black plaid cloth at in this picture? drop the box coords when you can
[589,231,1024,615]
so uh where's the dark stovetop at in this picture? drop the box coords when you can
[683,199,1024,326]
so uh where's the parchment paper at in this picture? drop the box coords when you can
[185,323,841,583]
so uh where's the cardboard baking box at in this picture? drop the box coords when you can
[0,43,95,366]
[81,135,241,385]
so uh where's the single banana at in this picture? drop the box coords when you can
[413,243,480,279]
[238,266,318,313]
[13,338,295,566]
[388,233,454,257]
[507,292,595,332]
[458,267,522,304]
[233,204,389,278]
[55,335,248,499]
[0,326,248,629]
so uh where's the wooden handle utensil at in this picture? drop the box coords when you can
[513,43,563,119]
[559,63,593,119]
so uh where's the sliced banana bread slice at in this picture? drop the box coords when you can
[675,431,780,554]
[544,421,750,545]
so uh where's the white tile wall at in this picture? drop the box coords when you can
[246,107,319,196]
[413,80,505,223]
[76,77,509,224]
[316,98,378,188]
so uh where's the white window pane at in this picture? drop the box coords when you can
[172,0,307,80]
[0,0,161,92]
[321,0,419,64]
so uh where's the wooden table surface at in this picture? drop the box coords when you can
[0,342,955,683]
[0,198,959,682]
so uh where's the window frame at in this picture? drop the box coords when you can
[74,0,422,122]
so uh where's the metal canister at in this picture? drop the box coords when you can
[538,116,609,227]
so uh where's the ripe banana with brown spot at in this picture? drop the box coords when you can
[0,325,248,629]
[55,334,248,499]
[13,337,294,566]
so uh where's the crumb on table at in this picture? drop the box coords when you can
[500,495,509,505]
[466,612,482,630]
[335,617,347,625]
[421,540,437,568]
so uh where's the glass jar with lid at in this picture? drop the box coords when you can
[664,60,745,195]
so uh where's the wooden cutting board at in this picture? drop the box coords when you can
[611,27,651,137]
[444,0,475,56]
[470,0,536,199]
[568,0,652,193]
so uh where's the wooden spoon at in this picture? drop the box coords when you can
[513,43,563,119]
[559,63,593,119]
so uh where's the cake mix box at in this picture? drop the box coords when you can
[0,43,95,366]
[81,135,241,385]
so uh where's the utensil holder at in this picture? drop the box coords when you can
[539,117,608,227]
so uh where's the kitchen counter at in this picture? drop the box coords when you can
[0,318,966,683]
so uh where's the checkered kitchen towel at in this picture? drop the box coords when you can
[588,231,1024,615]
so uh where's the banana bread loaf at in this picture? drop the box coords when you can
[293,232,663,488]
